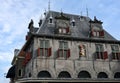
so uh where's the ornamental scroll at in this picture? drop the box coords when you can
[79,44,86,56]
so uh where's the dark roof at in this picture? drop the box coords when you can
[6,65,15,78]
[37,11,116,40]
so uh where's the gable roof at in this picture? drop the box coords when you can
[37,11,116,40]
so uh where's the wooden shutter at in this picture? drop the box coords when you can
[99,30,104,37]
[26,35,29,40]
[48,48,51,57]
[23,58,26,66]
[26,52,31,61]
[104,51,108,60]
[66,27,69,33]
[91,30,94,37]
[37,48,40,56]
[67,49,70,58]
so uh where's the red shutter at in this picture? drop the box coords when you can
[104,51,108,60]
[91,30,94,37]
[23,59,26,66]
[26,35,29,40]
[99,30,104,37]
[37,48,40,56]
[67,49,70,58]
[26,52,31,61]
[66,27,69,33]
[48,48,51,57]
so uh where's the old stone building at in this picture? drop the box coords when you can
[6,10,120,82]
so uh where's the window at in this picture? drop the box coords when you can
[37,71,51,78]
[49,18,53,23]
[91,30,104,37]
[111,45,120,60]
[95,44,108,60]
[58,41,70,59]
[59,28,69,34]
[49,16,53,24]
[78,71,91,78]
[58,71,71,78]
[72,21,75,27]
[71,19,75,27]
[37,40,51,57]
[18,69,22,77]
[97,72,108,78]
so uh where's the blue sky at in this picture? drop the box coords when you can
[0,0,120,82]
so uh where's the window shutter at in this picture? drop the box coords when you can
[23,58,26,66]
[91,30,94,37]
[67,49,70,58]
[26,52,31,61]
[57,49,60,58]
[26,35,28,40]
[99,30,104,37]
[66,27,69,33]
[48,48,51,57]
[37,48,40,56]
[104,51,108,60]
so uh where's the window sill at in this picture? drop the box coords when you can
[112,60,120,61]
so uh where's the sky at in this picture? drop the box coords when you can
[0,0,120,82]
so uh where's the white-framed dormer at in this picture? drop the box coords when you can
[47,13,55,27]
[71,18,76,27]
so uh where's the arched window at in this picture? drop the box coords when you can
[114,72,120,78]
[78,71,91,78]
[58,71,71,78]
[97,72,108,78]
[37,71,51,78]
[18,69,22,77]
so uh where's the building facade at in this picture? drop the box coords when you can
[6,11,120,82]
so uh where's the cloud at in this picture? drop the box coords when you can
[0,0,49,82]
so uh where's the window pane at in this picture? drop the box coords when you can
[63,29,66,33]
[40,49,43,56]
[111,45,119,52]
[45,40,49,48]
[96,45,99,52]
[45,49,48,56]
[64,42,68,49]
[59,29,62,33]
[40,40,44,48]
[64,50,67,58]
[59,41,63,49]
[96,44,103,52]
[59,50,63,57]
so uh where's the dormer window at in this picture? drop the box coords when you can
[71,19,75,27]
[49,17,53,24]
[92,30,104,37]
[91,28,104,37]
[59,28,68,34]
